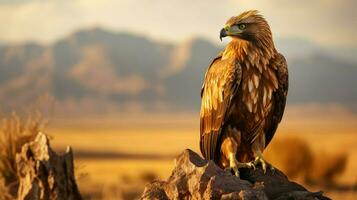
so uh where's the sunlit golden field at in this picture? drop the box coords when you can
[45,107,357,199]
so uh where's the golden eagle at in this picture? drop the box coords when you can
[200,10,288,176]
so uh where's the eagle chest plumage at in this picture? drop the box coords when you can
[230,50,279,146]
[237,66,274,122]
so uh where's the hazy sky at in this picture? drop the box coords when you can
[1,0,356,46]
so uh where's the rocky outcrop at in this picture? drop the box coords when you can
[16,132,82,200]
[141,149,330,200]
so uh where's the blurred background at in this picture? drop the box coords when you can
[0,0,356,199]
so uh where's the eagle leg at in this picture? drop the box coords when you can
[252,133,274,173]
[221,129,255,177]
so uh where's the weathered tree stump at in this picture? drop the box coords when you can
[16,132,82,200]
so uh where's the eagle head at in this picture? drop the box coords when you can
[220,10,273,45]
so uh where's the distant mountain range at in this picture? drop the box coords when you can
[0,28,356,114]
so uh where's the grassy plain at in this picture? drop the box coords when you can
[47,108,357,199]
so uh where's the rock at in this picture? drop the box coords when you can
[16,132,82,200]
[140,149,330,200]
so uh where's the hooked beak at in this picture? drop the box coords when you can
[220,28,227,41]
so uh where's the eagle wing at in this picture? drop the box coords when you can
[265,53,289,147]
[200,54,242,161]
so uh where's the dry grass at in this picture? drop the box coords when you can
[265,136,348,185]
[265,136,314,181]
[100,171,158,200]
[309,151,348,184]
[0,112,46,198]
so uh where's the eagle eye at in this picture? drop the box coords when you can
[238,24,246,30]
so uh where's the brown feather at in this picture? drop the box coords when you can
[200,55,242,161]
[264,54,288,147]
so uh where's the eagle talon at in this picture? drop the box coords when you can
[266,165,274,174]
[225,166,240,177]
[226,160,255,177]
[233,167,240,177]
[269,165,275,174]
[253,155,272,174]
[238,161,255,170]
